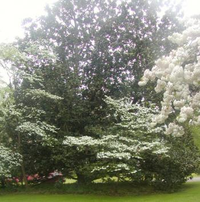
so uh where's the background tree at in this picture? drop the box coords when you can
[0,44,62,186]
[14,0,184,182]
[0,145,21,188]
[0,85,22,188]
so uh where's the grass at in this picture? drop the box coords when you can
[0,181,155,195]
[0,181,200,202]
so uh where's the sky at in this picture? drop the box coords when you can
[0,0,56,83]
[0,0,57,43]
[0,0,200,83]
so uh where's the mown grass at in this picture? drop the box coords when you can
[0,182,155,196]
[0,181,200,202]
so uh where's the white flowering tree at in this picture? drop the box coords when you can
[0,86,21,187]
[63,97,169,183]
[0,145,21,187]
[61,96,199,189]
[104,97,198,189]
[139,17,200,137]
[0,43,63,187]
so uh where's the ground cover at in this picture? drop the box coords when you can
[0,181,200,202]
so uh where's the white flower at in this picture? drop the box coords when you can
[184,69,193,83]
[192,93,200,107]
[144,69,155,80]
[173,100,185,109]
[180,106,194,117]
[170,66,184,82]
[138,80,148,86]
[138,18,200,135]
[165,123,184,137]
[155,79,166,93]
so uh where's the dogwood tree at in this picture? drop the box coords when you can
[63,97,168,183]
[0,43,62,186]
[139,17,200,137]
[0,145,21,178]
[62,96,199,189]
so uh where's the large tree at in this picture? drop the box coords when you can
[15,0,184,182]
[0,44,62,186]
[21,0,183,98]
[0,0,184,183]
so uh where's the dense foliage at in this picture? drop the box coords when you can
[0,0,199,191]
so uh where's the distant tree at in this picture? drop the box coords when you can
[21,0,183,102]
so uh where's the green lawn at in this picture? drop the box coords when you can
[0,181,200,202]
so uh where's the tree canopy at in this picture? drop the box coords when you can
[0,0,198,191]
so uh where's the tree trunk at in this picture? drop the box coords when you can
[21,161,28,187]
[17,133,28,187]
[1,176,5,188]
[77,173,92,184]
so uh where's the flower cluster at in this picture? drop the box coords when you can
[0,145,21,177]
[139,17,200,136]
[105,96,164,135]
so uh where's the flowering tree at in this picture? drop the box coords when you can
[139,17,200,137]
[0,43,62,186]
[62,97,169,183]
[62,97,199,190]
[0,88,21,184]
[0,145,21,177]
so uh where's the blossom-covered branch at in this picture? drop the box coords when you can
[139,17,200,136]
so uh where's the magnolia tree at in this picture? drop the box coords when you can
[139,17,200,137]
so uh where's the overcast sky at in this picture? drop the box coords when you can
[0,0,57,43]
[0,0,200,83]
[0,0,56,83]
